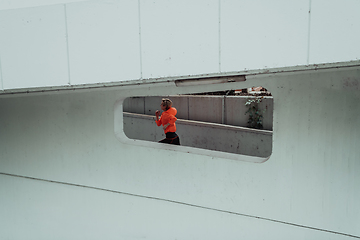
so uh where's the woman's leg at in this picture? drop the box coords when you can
[159,132,180,145]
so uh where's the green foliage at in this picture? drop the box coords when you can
[245,96,265,129]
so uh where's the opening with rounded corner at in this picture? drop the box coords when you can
[120,87,273,160]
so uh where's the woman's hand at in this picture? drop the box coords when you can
[155,110,160,119]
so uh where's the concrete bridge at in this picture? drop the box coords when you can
[1,0,360,239]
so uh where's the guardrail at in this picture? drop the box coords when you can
[123,112,272,158]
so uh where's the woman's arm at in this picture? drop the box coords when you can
[168,115,177,124]
[163,123,170,130]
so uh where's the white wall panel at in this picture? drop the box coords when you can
[0,5,69,89]
[0,0,90,10]
[220,0,309,72]
[1,0,360,91]
[140,0,219,79]
[309,0,360,64]
[66,0,141,84]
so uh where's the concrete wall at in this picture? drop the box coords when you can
[1,63,359,239]
[123,95,274,130]
[1,0,360,90]
[123,113,272,158]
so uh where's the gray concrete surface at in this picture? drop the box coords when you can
[123,95,274,130]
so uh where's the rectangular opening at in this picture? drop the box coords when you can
[118,86,273,162]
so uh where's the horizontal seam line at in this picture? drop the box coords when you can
[1,62,359,96]
[1,171,359,239]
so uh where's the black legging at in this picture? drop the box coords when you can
[159,132,180,145]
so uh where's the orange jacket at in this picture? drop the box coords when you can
[156,107,177,133]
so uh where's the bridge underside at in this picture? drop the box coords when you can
[1,62,360,239]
